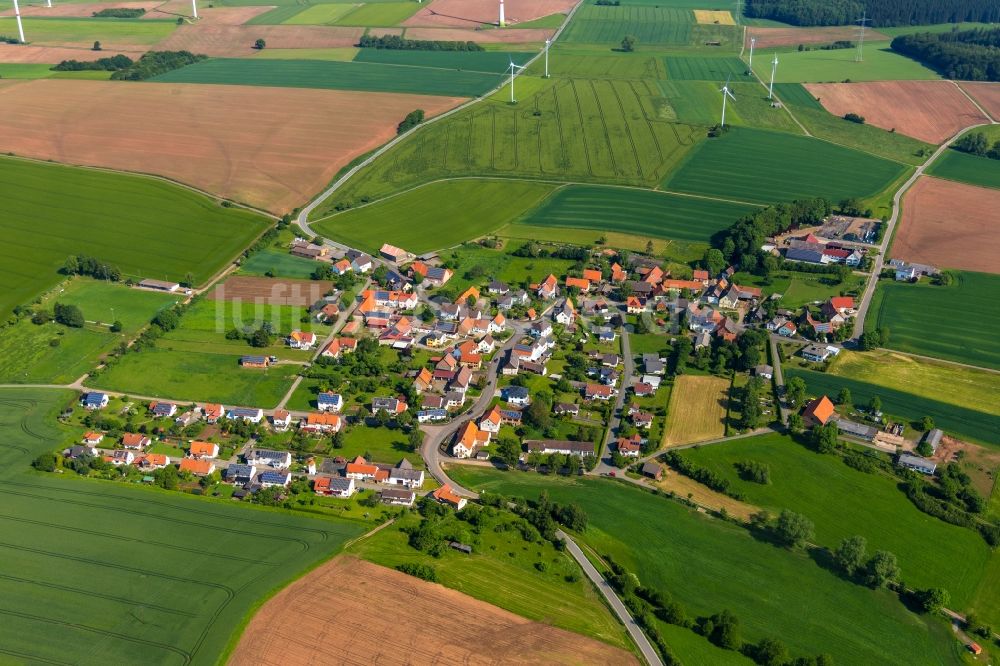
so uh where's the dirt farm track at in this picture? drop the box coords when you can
[894,176,999,274]
[228,556,638,666]
[0,79,464,213]
[804,81,988,144]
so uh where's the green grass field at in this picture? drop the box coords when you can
[518,184,757,243]
[665,55,753,81]
[0,388,363,664]
[440,243,576,295]
[251,46,359,60]
[151,58,501,97]
[869,272,1000,371]
[352,48,531,72]
[784,367,1000,446]
[1,158,269,320]
[731,267,866,309]
[312,179,555,253]
[663,127,907,204]
[333,1,420,25]
[348,508,633,651]
[770,82,822,109]
[447,467,962,666]
[328,75,706,204]
[677,433,994,613]
[0,16,174,45]
[785,105,931,165]
[528,51,667,79]
[927,149,1000,190]
[0,64,111,79]
[278,2,358,24]
[243,4,312,23]
[237,250,321,279]
[0,280,179,384]
[753,42,940,83]
[562,6,693,45]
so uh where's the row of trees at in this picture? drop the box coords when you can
[62,255,122,281]
[52,54,133,72]
[891,29,1000,81]
[357,34,484,51]
[954,130,1000,160]
[744,0,1000,27]
[110,51,206,81]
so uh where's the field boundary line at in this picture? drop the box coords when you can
[953,81,998,124]
[296,0,587,232]
[872,347,1000,375]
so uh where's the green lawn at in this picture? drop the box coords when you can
[440,243,576,295]
[325,74,705,204]
[151,58,501,97]
[518,184,757,243]
[447,467,962,666]
[663,127,907,205]
[753,42,941,83]
[784,367,1000,447]
[665,55,753,81]
[0,63,111,79]
[312,179,556,252]
[333,1,420,25]
[278,2,357,24]
[348,508,633,651]
[0,388,363,665]
[336,424,425,467]
[353,48,531,72]
[677,433,993,613]
[770,82,823,109]
[868,272,1000,371]
[237,249,321,279]
[562,6,694,45]
[250,46,360,60]
[0,157,269,320]
[927,149,1000,190]
[0,16,174,46]
[731,268,866,310]
[0,280,178,384]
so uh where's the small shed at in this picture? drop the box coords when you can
[642,461,663,480]
[449,541,473,554]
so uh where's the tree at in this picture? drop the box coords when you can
[833,535,867,577]
[919,415,934,432]
[152,308,180,331]
[32,452,59,472]
[916,440,934,457]
[495,436,520,467]
[620,35,637,52]
[109,320,123,333]
[786,413,804,434]
[916,587,950,614]
[775,509,814,549]
[865,550,900,588]
[810,422,839,453]
[753,637,789,666]
[703,248,726,276]
[707,609,741,650]
[53,303,85,328]
[869,394,882,415]
[250,327,271,348]
[154,464,179,490]
[407,428,423,452]
[836,387,851,405]
[254,38,266,49]
[93,40,102,51]
[785,376,806,407]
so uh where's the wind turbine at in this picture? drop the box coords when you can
[191,0,198,19]
[507,58,525,103]
[498,0,505,27]
[719,75,736,128]
[543,38,551,78]
[11,0,25,42]
[768,52,778,99]
[747,36,755,72]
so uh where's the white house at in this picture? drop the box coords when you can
[316,392,344,412]
[288,330,317,350]
[248,449,292,469]
[227,407,265,423]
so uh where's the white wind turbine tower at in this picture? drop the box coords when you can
[747,36,755,72]
[191,0,198,19]
[498,0,505,27]
[507,58,525,103]
[11,0,25,42]
[719,75,736,127]
[543,38,551,78]
[768,52,778,99]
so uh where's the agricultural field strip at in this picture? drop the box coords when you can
[312,176,762,225]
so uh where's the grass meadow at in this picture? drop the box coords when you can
[785,105,931,165]
[676,433,995,616]
[562,6,694,45]
[517,184,757,243]
[662,374,730,446]
[664,55,753,81]
[663,127,907,204]
[312,179,556,253]
[927,149,1000,190]
[753,42,941,83]
[151,58,503,97]
[869,273,1000,371]
[783,367,999,446]
[1,158,269,319]
[731,268,867,309]
[447,467,963,666]
[0,16,174,45]
[352,48,532,72]
[0,64,111,80]
[327,75,706,204]
[0,388,363,664]
[237,250,321,279]
[332,2,420,25]
[348,507,634,651]
[440,244,576,295]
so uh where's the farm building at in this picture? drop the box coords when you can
[380,487,416,506]
[379,244,410,263]
[240,355,271,368]
[388,459,424,489]
[138,279,181,293]
[835,419,877,441]
[897,454,937,475]
[525,440,594,457]
[642,462,664,480]
[432,484,467,510]
[803,396,835,426]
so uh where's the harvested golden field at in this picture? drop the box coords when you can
[229,556,638,666]
[694,9,734,25]
[895,176,999,274]
[155,24,363,56]
[747,26,889,49]
[404,0,575,28]
[805,81,987,144]
[0,79,464,212]
[662,374,730,446]
[655,471,759,521]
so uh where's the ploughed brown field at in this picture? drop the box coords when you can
[229,556,638,666]
[894,176,999,274]
[146,4,272,24]
[805,81,988,144]
[0,79,464,212]
[404,26,556,42]
[747,26,888,49]
[404,0,574,28]
[0,43,144,62]
[209,276,334,306]
[960,82,1000,122]
[155,24,363,56]
[0,1,158,18]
